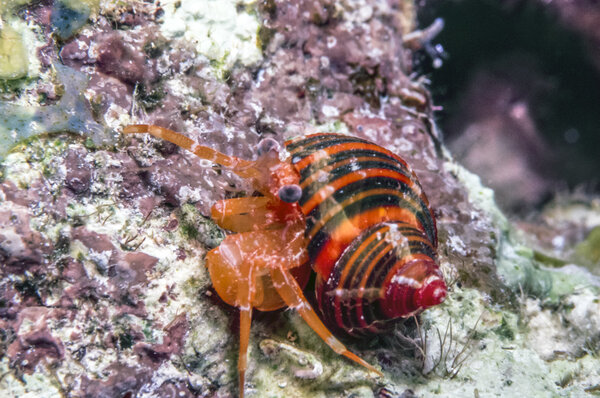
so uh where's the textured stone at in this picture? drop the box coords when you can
[0,0,598,397]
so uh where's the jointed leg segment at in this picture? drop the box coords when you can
[271,266,383,376]
[236,260,254,398]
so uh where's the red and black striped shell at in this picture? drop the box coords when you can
[285,133,447,335]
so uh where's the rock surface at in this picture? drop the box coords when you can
[0,0,598,397]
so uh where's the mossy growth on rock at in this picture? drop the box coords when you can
[51,0,100,40]
[574,226,600,269]
[177,203,225,249]
[0,23,28,80]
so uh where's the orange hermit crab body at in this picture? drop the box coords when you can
[124,125,447,397]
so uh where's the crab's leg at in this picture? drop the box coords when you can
[238,306,252,398]
[236,260,254,398]
[271,266,383,376]
[205,226,310,396]
[123,124,258,178]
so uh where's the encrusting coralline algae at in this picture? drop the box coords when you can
[0,0,598,397]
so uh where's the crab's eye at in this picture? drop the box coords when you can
[257,137,280,156]
[278,184,302,203]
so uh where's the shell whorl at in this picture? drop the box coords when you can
[316,221,443,335]
[285,133,445,335]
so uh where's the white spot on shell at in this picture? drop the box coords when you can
[390,274,421,288]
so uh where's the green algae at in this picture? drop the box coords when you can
[0,23,28,80]
[496,234,600,304]
[446,161,600,304]
[1,0,100,42]
[135,82,167,111]
[0,0,35,15]
[0,63,113,160]
[178,203,225,248]
[411,285,599,397]
[574,226,600,268]
[51,0,100,40]
[493,315,516,341]
[496,239,553,299]
[0,0,105,157]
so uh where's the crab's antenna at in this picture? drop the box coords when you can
[123,124,258,178]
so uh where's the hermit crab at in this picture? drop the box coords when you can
[124,124,447,397]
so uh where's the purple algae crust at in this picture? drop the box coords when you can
[0,1,598,397]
